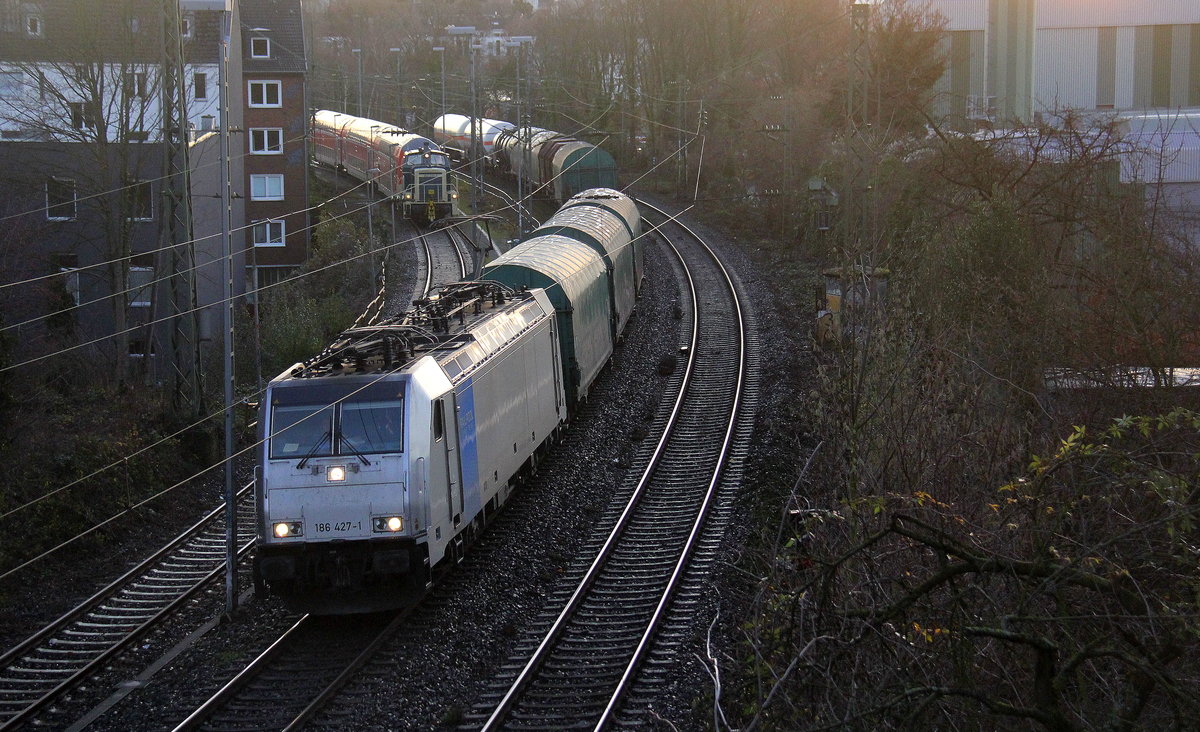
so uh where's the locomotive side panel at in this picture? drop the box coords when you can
[460,312,563,518]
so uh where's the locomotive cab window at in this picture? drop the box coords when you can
[271,405,333,459]
[404,152,448,169]
[341,401,402,454]
[270,399,403,459]
[432,399,445,441]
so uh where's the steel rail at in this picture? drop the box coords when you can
[441,226,469,280]
[0,485,257,731]
[418,231,435,296]
[0,481,252,670]
[169,614,310,732]
[279,607,413,732]
[596,203,748,728]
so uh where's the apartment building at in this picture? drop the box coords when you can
[241,0,307,295]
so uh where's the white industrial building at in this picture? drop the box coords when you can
[926,0,1200,246]
[928,0,1199,124]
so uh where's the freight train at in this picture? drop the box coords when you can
[253,188,643,613]
[313,109,457,223]
[432,114,618,203]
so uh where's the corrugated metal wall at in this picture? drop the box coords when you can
[933,0,987,31]
[1037,0,1199,29]
[928,0,1199,117]
[1114,27,1137,109]
[1035,28,1098,111]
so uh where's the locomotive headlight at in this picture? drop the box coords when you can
[450,190,458,199]
[327,465,347,482]
[372,516,404,533]
[404,192,413,200]
[274,521,303,538]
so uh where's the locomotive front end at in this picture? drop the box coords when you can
[254,376,427,613]
[401,144,455,223]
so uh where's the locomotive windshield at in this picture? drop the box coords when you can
[271,404,334,459]
[404,152,448,169]
[341,400,402,453]
[270,399,403,459]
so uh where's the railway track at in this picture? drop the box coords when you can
[189,199,757,731]
[460,200,757,729]
[163,228,473,732]
[29,197,751,730]
[0,485,257,731]
[418,227,468,297]
[170,609,410,732]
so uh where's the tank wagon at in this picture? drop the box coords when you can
[313,109,456,223]
[253,189,642,613]
[432,114,618,203]
[431,112,514,162]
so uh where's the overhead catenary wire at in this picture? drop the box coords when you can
[0,1,847,576]
[0,193,389,373]
[2,89,701,371]
[0,129,310,230]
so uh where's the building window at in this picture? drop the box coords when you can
[127,180,153,220]
[251,37,270,58]
[194,72,208,101]
[246,265,297,303]
[46,177,76,220]
[249,127,283,154]
[25,13,43,37]
[68,101,98,130]
[252,219,285,247]
[59,268,80,306]
[247,80,281,107]
[181,13,193,39]
[123,71,148,99]
[128,266,153,307]
[0,71,22,99]
[250,174,284,200]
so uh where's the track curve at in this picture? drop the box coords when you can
[469,200,758,729]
